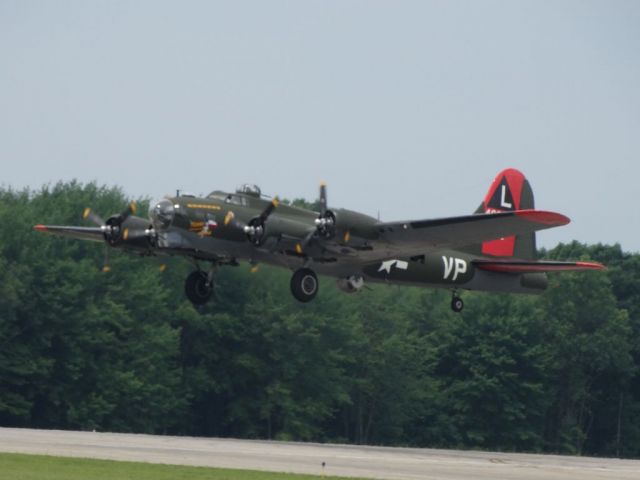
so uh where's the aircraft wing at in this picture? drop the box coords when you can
[33,224,105,243]
[371,210,569,258]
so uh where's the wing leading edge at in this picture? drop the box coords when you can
[33,224,105,243]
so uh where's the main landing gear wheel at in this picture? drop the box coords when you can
[451,295,464,313]
[185,270,214,305]
[290,268,319,303]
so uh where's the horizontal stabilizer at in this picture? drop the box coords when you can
[473,259,605,274]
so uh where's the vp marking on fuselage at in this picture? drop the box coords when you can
[442,256,467,281]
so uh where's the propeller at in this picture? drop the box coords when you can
[219,199,279,246]
[83,202,153,246]
[84,202,136,223]
[294,182,338,255]
[102,247,111,272]
[259,197,279,223]
[213,198,280,274]
[319,182,327,216]
[228,185,335,255]
[83,208,105,227]
[314,182,335,238]
[295,228,316,256]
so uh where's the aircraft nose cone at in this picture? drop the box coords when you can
[150,199,175,229]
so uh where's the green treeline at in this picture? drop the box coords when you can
[1,182,639,458]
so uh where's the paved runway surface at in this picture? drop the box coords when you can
[1,427,639,479]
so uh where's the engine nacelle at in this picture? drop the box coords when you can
[248,216,313,246]
[318,208,379,241]
[105,215,153,251]
[336,275,365,293]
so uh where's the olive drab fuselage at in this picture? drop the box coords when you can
[148,187,546,296]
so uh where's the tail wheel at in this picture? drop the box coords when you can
[185,270,214,305]
[451,295,464,313]
[290,268,319,303]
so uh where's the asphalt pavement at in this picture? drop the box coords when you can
[1,427,638,479]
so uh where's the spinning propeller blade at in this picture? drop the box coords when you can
[319,182,327,216]
[259,198,279,222]
[82,208,104,227]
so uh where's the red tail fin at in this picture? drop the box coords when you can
[478,168,536,259]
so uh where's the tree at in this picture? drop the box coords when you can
[1,183,639,458]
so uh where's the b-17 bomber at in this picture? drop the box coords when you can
[34,169,604,312]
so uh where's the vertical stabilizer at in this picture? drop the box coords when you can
[471,168,536,259]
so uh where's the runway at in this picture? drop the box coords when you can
[0,427,638,479]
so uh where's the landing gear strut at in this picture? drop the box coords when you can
[451,294,464,313]
[290,268,319,303]
[185,270,214,305]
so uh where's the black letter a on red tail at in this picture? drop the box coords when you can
[486,177,515,212]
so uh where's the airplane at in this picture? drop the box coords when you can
[33,168,604,312]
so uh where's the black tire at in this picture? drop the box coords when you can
[290,268,319,303]
[185,270,214,305]
[451,296,464,313]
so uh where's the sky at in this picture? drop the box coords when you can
[1,0,639,251]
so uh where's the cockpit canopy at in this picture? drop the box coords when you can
[235,184,261,197]
[206,184,262,201]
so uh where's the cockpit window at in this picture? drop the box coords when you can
[225,194,246,206]
[236,184,261,197]
[207,191,227,200]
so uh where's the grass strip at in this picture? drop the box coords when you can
[0,452,360,480]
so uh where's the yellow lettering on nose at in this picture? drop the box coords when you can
[186,204,221,210]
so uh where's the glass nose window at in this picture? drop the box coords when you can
[150,199,174,228]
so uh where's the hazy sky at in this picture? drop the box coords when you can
[1,1,639,251]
